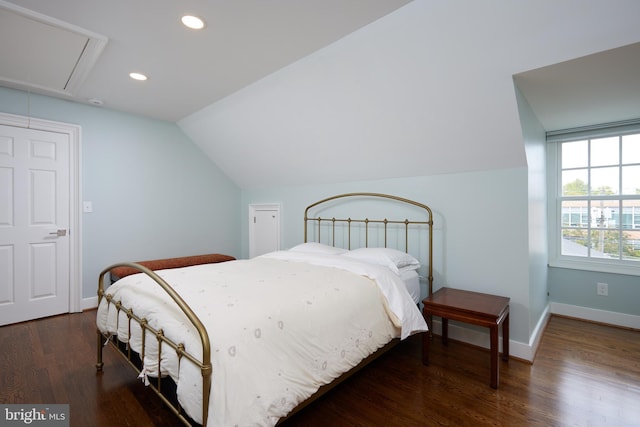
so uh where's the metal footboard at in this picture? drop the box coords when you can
[96,263,212,426]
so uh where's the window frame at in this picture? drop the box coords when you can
[547,121,640,276]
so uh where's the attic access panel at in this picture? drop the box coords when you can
[0,2,107,96]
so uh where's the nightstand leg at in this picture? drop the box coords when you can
[502,313,510,361]
[490,325,498,389]
[441,318,449,345]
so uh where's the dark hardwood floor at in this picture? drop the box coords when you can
[1,310,639,426]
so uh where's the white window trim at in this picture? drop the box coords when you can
[547,122,640,277]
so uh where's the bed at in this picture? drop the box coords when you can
[95,192,434,426]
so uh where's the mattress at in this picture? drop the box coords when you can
[401,269,421,304]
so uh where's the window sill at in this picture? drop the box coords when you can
[549,258,640,277]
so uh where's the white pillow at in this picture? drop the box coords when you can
[398,264,421,274]
[289,242,348,255]
[342,247,420,274]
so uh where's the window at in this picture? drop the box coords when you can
[548,121,640,275]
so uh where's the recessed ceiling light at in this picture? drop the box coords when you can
[181,15,205,30]
[129,72,148,81]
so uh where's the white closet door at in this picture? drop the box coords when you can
[249,204,280,258]
[0,125,71,325]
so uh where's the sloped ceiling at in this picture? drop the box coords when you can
[178,1,640,189]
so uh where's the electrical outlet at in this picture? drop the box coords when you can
[597,282,608,296]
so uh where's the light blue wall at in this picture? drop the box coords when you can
[0,87,241,300]
[515,86,550,334]
[549,268,640,316]
[512,85,640,320]
[241,169,533,344]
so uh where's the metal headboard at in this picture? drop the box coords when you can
[304,192,434,296]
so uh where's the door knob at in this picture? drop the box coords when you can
[49,229,67,237]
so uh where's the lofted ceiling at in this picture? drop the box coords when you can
[0,0,412,122]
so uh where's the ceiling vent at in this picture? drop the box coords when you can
[0,1,107,97]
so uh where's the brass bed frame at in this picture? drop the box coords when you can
[95,192,433,426]
[304,193,433,295]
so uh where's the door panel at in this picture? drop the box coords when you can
[0,124,70,325]
[31,242,57,298]
[0,245,12,303]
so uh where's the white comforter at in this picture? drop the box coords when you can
[96,251,427,426]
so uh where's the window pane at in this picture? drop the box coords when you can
[591,166,619,195]
[622,201,640,261]
[591,136,619,167]
[590,229,620,259]
[622,231,640,262]
[624,200,640,229]
[591,201,618,229]
[622,165,640,195]
[562,169,588,196]
[561,200,588,227]
[561,228,588,257]
[622,133,640,164]
[562,140,588,169]
[621,200,640,229]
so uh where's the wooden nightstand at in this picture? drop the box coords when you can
[422,287,510,388]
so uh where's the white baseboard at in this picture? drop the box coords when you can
[429,305,551,363]
[549,302,640,330]
[520,304,550,361]
[430,303,640,364]
[82,296,99,310]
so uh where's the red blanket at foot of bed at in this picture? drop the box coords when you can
[109,253,236,282]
